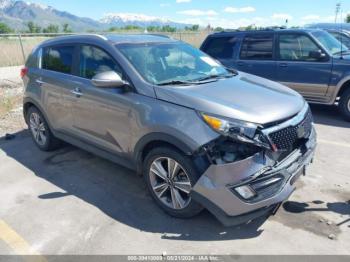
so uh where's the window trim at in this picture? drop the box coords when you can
[239,33,275,61]
[42,44,77,75]
[276,32,330,63]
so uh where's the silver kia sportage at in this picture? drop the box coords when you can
[21,34,316,226]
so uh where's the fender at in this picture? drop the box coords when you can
[133,132,195,174]
[329,75,350,104]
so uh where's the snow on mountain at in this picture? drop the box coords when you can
[0,0,12,9]
[100,13,189,28]
[0,0,191,31]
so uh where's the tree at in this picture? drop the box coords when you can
[161,25,176,32]
[214,27,224,32]
[26,21,41,33]
[185,24,199,31]
[0,22,13,33]
[62,23,72,33]
[43,24,59,33]
[346,14,350,23]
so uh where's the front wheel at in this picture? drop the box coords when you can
[143,147,203,218]
[339,88,350,122]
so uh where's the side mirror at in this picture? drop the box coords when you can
[309,50,327,60]
[91,71,127,88]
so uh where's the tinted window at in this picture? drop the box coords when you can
[43,46,74,74]
[79,45,122,79]
[329,32,350,49]
[240,34,273,60]
[279,34,321,61]
[204,37,237,59]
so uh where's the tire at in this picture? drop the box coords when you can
[339,88,350,122]
[26,106,61,151]
[143,146,203,218]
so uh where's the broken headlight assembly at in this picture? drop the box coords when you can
[200,112,271,150]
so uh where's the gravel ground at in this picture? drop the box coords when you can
[0,66,26,137]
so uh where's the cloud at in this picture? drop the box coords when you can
[224,6,256,13]
[177,9,218,16]
[272,13,293,20]
[301,15,321,21]
[176,0,191,3]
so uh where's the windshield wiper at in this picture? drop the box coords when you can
[194,73,235,82]
[157,80,196,86]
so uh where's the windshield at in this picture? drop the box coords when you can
[117,42,231,85]
[312,30,349,55]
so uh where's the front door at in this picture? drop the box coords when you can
[70,45,134,156]
[276,33,332,98]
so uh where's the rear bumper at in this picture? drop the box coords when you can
[192,127,317,226]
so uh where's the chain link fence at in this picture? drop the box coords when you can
[0,31,209,67]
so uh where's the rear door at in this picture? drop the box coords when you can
[236,33,277,80]
[201,35,239,68]
[40,44,77,132]
[276,32,332,97]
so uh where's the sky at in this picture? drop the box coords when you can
[30,0,350,28]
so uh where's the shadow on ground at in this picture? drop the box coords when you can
[0,130,267,241]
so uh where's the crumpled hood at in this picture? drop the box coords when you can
[154,72,305,125]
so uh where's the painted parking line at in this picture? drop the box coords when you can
[0,220,47,262]
[318,139,350,149]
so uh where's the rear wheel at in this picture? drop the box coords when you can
[26,107,61,151]
[339,88,350,122]
[143,147,203,218]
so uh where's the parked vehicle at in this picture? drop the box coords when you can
[326,29,350,49]
[22,34,316,226]
[201,29,350,121]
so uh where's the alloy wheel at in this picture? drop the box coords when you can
[29,112,47,146]
[149,157,192,210]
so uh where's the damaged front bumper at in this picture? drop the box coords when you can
[192,127,317,226]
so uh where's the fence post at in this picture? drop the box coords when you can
[18,34,26,64]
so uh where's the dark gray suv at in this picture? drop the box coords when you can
[21,34,316,226]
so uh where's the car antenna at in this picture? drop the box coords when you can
[336,2,344,59]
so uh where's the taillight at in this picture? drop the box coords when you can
[20,67,28,78]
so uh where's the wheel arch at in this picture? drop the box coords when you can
[338,80,350,98]
[23,97,53,130]
[134,133,195,175]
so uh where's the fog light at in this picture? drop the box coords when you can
[234,185,256,199]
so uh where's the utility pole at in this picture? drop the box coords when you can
[335,2,341,23]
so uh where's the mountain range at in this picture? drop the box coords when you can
[0,0,190,32]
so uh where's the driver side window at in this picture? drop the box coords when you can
[279,34,321,62]
[79,45,123,79]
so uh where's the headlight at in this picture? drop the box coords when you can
[200,112,270,149]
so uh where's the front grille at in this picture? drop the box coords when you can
[269,109,313,151]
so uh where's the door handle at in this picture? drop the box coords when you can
[237,61,245,66]
[279,63,288,68]
[70,87,82,97]
[35,79,45,86]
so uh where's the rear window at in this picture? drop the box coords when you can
[42,45,74,74]
[240,34,274,60]
[203,37,237,59]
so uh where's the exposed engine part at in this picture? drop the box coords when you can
[202,137,262,165]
